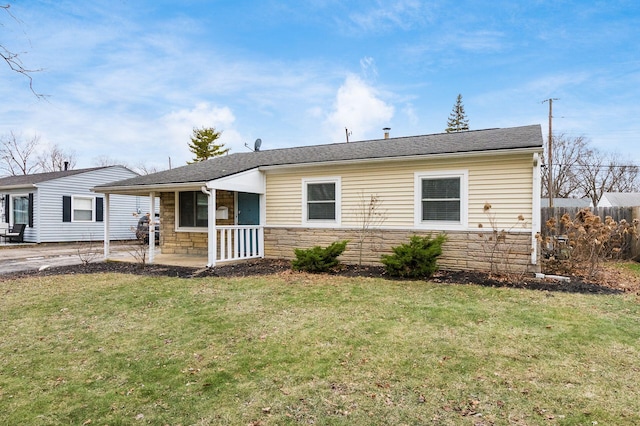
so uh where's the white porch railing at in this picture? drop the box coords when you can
[216,225,264,263]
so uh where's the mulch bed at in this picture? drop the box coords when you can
[1,258,631,295]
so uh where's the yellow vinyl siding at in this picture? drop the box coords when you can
[265,152,535,230]
[265,172,303,225]
[468,157,533,229]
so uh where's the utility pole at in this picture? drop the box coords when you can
[542,98,558,208]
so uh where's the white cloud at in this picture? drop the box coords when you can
[360,57,378,80]
[455,30,506,52]
[162,103,239,162]
[402,103,419,126]
[163,103,236,134]
[346,0,434,33]
[324,74,394,142]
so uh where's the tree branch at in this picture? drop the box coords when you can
[1,4,46,99]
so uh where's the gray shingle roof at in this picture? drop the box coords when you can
[0,166,112,188]
[601,192,640,207]
[541,198,591,208]
[97,125,543,189]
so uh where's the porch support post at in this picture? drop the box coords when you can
[259,193,265,258]
[103,193,110,259]
[531,153,541,265]
[148,191,155,264]
[205,187,217,267]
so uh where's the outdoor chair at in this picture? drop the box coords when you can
[0,223,26,243]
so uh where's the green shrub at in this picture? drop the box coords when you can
[292,240,349,273]
[381,234,446,279]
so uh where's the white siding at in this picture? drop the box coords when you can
[32,166,144,243]
[2,189,36,241]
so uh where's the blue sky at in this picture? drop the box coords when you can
[1,0,639,171]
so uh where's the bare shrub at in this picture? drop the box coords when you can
[128,225,148,266]
[76,237,100,266]
[539,208,639,277]
[478,203,529,279]
[353,192,386,266]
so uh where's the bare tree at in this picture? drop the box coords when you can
[0,131,40,176]
[92,155,162,175]
[37,144,77,172]
[92,155,128,168]
[132,161,162,175]
[1,4,44,98]
[541,133,588,198]
[542,133,639,205]
[577,151,639,206]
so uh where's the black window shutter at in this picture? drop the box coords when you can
[3,196,8,223]
[96,197,104,222]
[28,193,34,227]
[63,196,71,222]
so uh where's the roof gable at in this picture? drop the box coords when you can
[96,125,543,190]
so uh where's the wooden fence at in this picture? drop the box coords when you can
[540,206,639,259]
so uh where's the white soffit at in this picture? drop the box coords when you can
[207,168,265,194]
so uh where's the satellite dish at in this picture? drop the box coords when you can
[254,138,262,152]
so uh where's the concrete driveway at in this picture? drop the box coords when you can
[0,241,138,275]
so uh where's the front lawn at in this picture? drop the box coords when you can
[1,272,639,425]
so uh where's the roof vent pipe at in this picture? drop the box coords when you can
[64,161,69,171]
[383,127,391,139]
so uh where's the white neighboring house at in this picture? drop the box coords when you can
[540,198,592,208]
[597,192,640,208]
[0,166,148,243]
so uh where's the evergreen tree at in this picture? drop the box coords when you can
[187,127,229,163]
[445,94,469,133]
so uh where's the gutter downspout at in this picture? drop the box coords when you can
[201,186,216,268]
[531,153,541,266]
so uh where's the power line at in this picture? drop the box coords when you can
[546,164,639,169]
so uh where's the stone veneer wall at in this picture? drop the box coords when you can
[157,190,538,273]
[263,227,538,273]
[159,190,235,255]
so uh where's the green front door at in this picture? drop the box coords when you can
[237,192,260,256]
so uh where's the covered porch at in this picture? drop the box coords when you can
[96,169,266,268]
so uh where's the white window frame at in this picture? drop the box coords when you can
[414,170,468,230]
[175,190,209,232]
[72,195,95,222]
[9,193,29,226]
[302,177,341,226]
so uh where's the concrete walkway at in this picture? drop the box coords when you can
[0,241,211,275]
[0,241,140,275]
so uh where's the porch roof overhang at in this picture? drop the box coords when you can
[93,168,265,196]
[92,181,206,196]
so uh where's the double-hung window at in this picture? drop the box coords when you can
[415,171,467,229]
[303,178,340,225]
[178,191,208,228]
[72,196,94,222]
[62,195,102,223]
